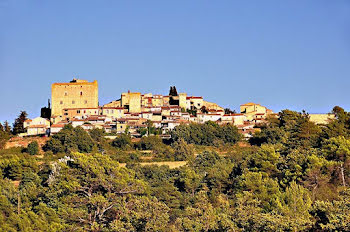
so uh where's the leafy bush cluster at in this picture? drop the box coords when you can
[43,125,103,154]
[171,121,242,145]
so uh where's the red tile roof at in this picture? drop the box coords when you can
[28,125,47,128]
[51,124,65,128]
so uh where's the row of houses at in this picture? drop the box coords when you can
[21,102,277,139]
[30,79,332,139]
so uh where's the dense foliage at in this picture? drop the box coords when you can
[43,124,95,154]
[171,121,242,146]
[1,106,350,231]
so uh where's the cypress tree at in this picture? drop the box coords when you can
[4,121,11,134]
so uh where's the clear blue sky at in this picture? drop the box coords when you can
[1,1,350,123]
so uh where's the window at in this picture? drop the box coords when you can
[60,101,63,104]
[106,110,109,114]
[64,92,67,96]
[111,110,114,113]
[64,113,68,116]
[77,110,80,113]
[84,100,87,104]
[80,92,83,96]
[72,100,75,104]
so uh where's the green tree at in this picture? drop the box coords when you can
[322,136,350,187]
[89,128,105,143]
[45,153,147,231]
[171,122,241,146]
[44,125,95,154]
[0,130,10,149]
[12,111,28,135]
[172,138,194,161]
[279,181,313,229]
[111,133,132,149]
[312,188,350,231]
[110,196,170,232]
[27,141,39,155]
[4,121,11,134]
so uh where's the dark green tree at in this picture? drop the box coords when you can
[12,111,28,135]
[169,86,178,96]
[27,141,39,155]
[44,124,95,154]
[111,133,132,149]
[4,121,11,134]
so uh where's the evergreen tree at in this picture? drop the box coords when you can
[224,108,236,114]
[169,86,178,96]
[12,111,28,135]
[0,122,3,132]
[4,121,11,134]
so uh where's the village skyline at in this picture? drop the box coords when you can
[0,78,344,124]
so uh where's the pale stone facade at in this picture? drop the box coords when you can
[51,79,98,120]
[203,101,224,111]
[240,103,272,121]
[187,97,204,110]
[309,114,335,124]
[179,93,187,109]
[23,117,51,136]
[101,107,125,119]
[121,92,141,113]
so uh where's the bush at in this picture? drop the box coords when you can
[172,138,194,161]
[43,125,95,154]
[27,141,39,155]
[111,134,132,149]
[171,121,242,145]
[134,136,163,150]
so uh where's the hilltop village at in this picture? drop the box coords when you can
[21,79,333,138]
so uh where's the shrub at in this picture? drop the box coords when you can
[111,134,132,149]
[27,141,39,155]
[43,125,95,154]
[171,121,242,145]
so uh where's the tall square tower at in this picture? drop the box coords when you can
[51,79,98,118]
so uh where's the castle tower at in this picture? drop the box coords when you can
[179,93,187,109]
[121,91,141,113]
[51,79,98,118]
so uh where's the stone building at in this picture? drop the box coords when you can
[240,102,273,121]
[121,91,141,113]
[51,79,98,121]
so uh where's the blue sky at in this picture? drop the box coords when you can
[1,1,350,123]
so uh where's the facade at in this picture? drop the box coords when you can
[187,96,204,110]
[61,107,99,122]
[309,114,335,124]
[101,107,125,119]
[51,79,98,120]
[240,103,273,121]
[121,91,142,113]
[23,117,51,136]
[203,101,224,111]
